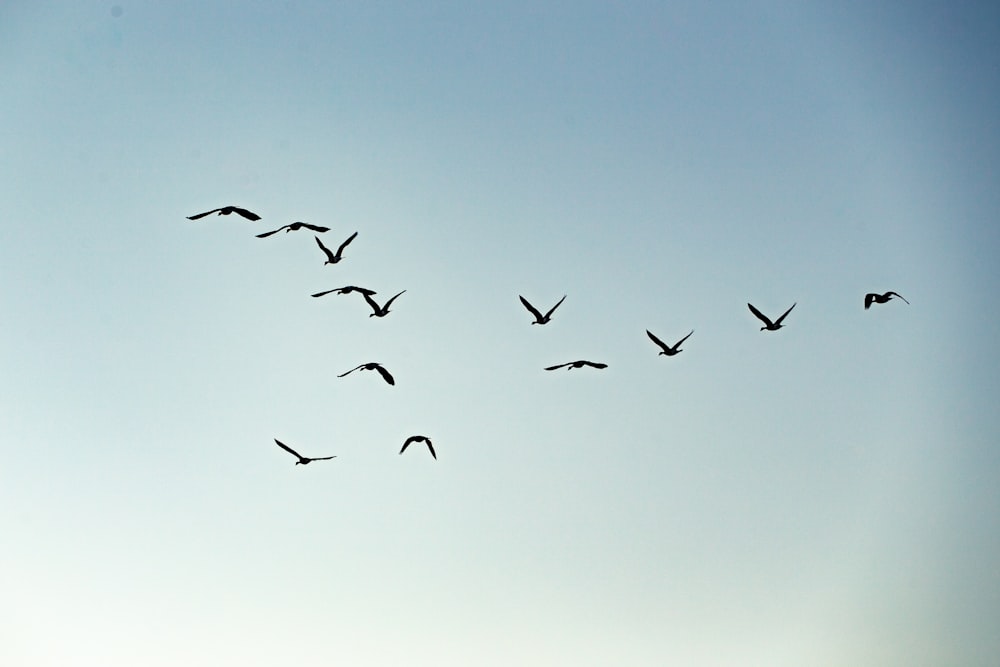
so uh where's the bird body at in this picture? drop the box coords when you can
[748,302,796,331]
[256,222,330,238]
[338,362,395,385]
[519,295,566,325]
[646,329,693,356]
[274,439,336,465]
[864,291,909,309]
[400,435,436,459]
[316,232,358,265]
[311,285,377,298]
[187,206,261,221]
[545,360,608,371]
[363,290,406,317]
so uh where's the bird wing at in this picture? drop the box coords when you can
[864,293,875,309]
[304,224,330,233]
[646,329,669,352]
[773,302,796,326]
[310,456,336,461]
[348,286,376,296]
[425,440,437,460]
[400,436,421,454]
[336,231,358,256]
[747,303,774,327]
[255,227,284,238]
[186,208,222,220]
[274,438,304,459]
[362,292,382,314]
[337,364,365,377]
[314,235,335,261]
[382,290,406,309]
[374,365,395,385]
[544,362,569,371]
[887,291,910,304]
[543,295,567,319]
[583,361,608,369]
[519,296,544,321]
[674,330,694,348]
[232,207,261,221]
[311,289,338,297]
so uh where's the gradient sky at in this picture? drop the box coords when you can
[2,2,999,665]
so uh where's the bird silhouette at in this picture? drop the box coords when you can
[864,291,909,309]
[337,362,395,385]
[256,222,330,238]
[311,285,377,298]
[646,329,693,356]
[274,439,336,465]
[400,435,436,459]
[519,295,566,325]
[748,302,796,331]
[187,206,261,221]
[545,360,608,371]
[315,232,357,265]
[363,290,406,317]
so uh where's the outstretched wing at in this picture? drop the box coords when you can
[336,231,358,256]
[337,364,365,378]
[646,329,669,352]
[519,296,543,321]
[274,438,303,459]
[886,291,910,304]
[582,361,608,369]
[382,290,406,309]
[186,208,222,220]
[303,224,330,233]
[373,364,395,386]
[231,207,261,221]
[311,288,338,298]
[400,436,419,454]
[315,235,335,261]
[425,440,437,460]
[310,456,336,461]
[544,362,569,371]
[673,330,694,348]
[362,292,382,314]
[773,302,796,326]
[747,303,774,327]
[255,226,286,238]
[543,295,567,319]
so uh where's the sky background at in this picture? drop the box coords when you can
[2,2,999,665]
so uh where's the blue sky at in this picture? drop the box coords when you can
[2,2,999,665]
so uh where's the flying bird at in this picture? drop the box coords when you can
[315,232,358,265]
[338,362,395,386]
[519,295,566,325]
[544,360,608,371]
[646,329,693,356]
[256,222,330,238]
[186,206,261,221]
[363,290,406,318]
[311,285,377,298]
[747,302,796,331]
[274,439,336,465]
[864,291,909,309]
[400,435,436,460]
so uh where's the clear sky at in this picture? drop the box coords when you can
[2,2,999,665]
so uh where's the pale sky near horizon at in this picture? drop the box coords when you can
[2,2,999,666]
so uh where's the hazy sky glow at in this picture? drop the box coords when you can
[2,3,999,665]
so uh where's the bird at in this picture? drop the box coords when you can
[337,362,395,386]
[311,285,377,298]
[256,222,330,238]
[864,291,909,309]
[363,290,406,318]
[747,302,796,331]
[544,360,608,371]
[315,232,357,265]
[274,439,336,465]
[186,206,261,221]
[519,294,566,325]
[646,329,693,356]
[400,435,436,460]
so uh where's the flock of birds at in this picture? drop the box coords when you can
[187,204,911,466]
